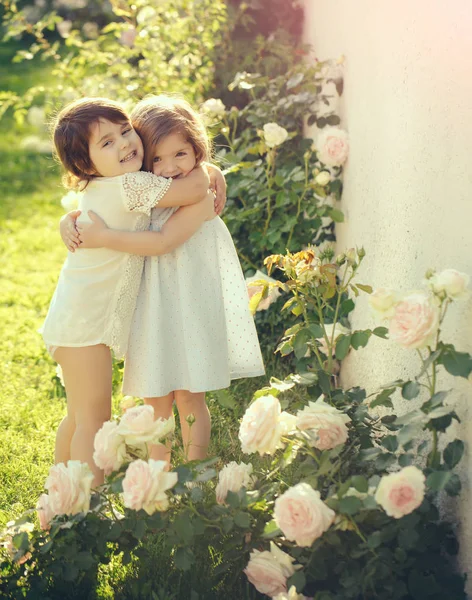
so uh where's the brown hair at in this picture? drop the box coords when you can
[131,95,211,173]
[52,97,130,189]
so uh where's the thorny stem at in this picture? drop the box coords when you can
[263,151,277,236]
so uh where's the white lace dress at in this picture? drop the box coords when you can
[122,208,265,397]
[41,172,171,359]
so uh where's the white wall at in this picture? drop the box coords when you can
[304,0,472,590]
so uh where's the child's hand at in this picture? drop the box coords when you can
[207,164,227,215]
[60,210,81,252]
[77,211,109,248]
[203,190,217,221]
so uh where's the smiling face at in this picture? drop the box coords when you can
[88,118,144,177]
[151,131,197,179]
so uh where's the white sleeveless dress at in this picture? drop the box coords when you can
[122,207,265,397]
[41,172,171,358]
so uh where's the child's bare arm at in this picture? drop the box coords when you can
[158,165,211,208]
[205,163,227,215]
[77,191,216,256]
[59,210,82,252]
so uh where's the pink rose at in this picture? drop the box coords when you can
[117,405,174,446]
[296,397,351,450]
[215,461,253,505]
[120,27,137,47]
[274,483,335,547]
[93,420,128,475]
[36,493,54,530]
[316,127,349,167]
[375,466,425,518]
[389,293,440,349]
[239,396,296,456]
[244,541,300,597]
[122,459,178,515]
[45,461,94,516]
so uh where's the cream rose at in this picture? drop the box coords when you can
[314,170,331,186]
[375,466,425,519]
[201,98,226,117]
[263,123,289,148]
[117,405,174,446]
[428,269,470,300]
[295,256,322,285]
[316,127,349,167]
[122,459,178,515]
[389,293,440,349]
[45,461,94,516]
[246,270,281,311]
[369,288,400,320]
[36,493,55,530]
[273,586,307,600]
[215,461,254,505]
[93,420,128,475]
[296,397,350,450]
[316,322,350,356]
[274,483,335,547]
[244,541,299,597]
[239,396,295,456]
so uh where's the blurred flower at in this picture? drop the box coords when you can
[120,27,137,48]
[314,170,331,186]
[273,587,307,600]
[201,98,226,117]
[137,6,157,24]
[20,136,52,154]
[93,420,128,475]
[244,541,300,597]
[215,461,253,505]
[263,123,289,148]
[369,288,400,320]
[60,190,82,212]
[426,269,470,300]
[82,22,99,39]
[45,461,94,517]
[57,20,73,38]
[117,405,174,446]
[389,293,439,349]
[27,106,46,130]
[316,127,349,167]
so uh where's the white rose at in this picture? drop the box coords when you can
[316,127,349,167]
[263,123,289,148]
[239,395,293,456]
[122,459,178,515]
[215,461,254,505]
[314,170,331,186]
[45,461,94,516]
[201,98,226,117]
[375,466,425,519]
[60,190,82,212]
[273,586,307,600]
[316,323,350,356]
[244,541,300,597]
[117,405,174,446]
[246,270,281,311]
[296,397,351,450]
[369,288,400,320]
[428,269,470,300]
[93,420,128,475]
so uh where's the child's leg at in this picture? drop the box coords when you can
[54,402,75,465]
[143,393,174,464]
[55,345,112,487]
[174,391,211,461]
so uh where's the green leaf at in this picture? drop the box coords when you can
[134,519,147,541]
[287,570,306,592]
[371,388,395,409]
[402,381,420,400]
[351,475,368,493]
[308,323,325,338]
[225,491,240,509]
[174,547,195,571]
[438,346,472,378]
[330,208,345,223]
[443,439,465,469]
[399,454,414,467]
[263,520,282,539]
[234,512,251,529]
[398,423,423,446]
[356,284,373,294]
[335,334,351,360]
[426,470,452,491]
[372,327,389,339]
[351,330,371,350]
[445,473,462,496]
[338,496,362,515]
[381,435,398,452]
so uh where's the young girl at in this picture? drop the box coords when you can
[43,96,217,485]
[64,95,265,464]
